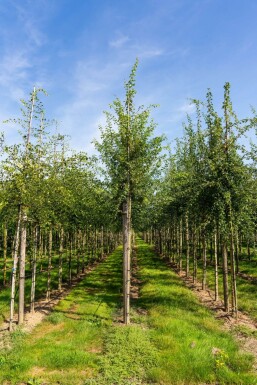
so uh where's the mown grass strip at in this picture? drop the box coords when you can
[1,240,257,385]
[0,246,158,385]
[134,239,257,385]
[0,248,123,384]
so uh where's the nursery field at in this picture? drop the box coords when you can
[0,239,256,385]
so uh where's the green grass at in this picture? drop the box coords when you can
[184,251,257,321]
[0,240,256,384]
[0,250,93,323]
[134,240,257,385]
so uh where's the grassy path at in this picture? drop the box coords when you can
[0,240,257,384]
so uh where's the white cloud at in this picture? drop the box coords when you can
[109,34,130,48]
[139,49,164,59]
[178,103,195,115]
[0,50,32,101]
[11,0,47,47]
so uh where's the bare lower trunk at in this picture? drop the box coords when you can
[82,229,86,273]
[69,235,72,285]
[179,219,183,272]
[230,221,238,318]
[3,223,7,286]
[123,198,131,325]
[214,228,219,301]
[101,226,104,259]
[30,226,38,313]
[185,215,190,277]
[58,227,64,290]
[18,206,27,325]
[222,241,229,313]
[9,207,22,331]
[235,229,239,274]
[202,232,207,290]
[193,227,197,284]
[46,228,52,301]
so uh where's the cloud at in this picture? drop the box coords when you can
[10,0,47,47]
[178,103,195,115]
[109,34,130,48]
[0,50,32,102]
[139,49,164,59]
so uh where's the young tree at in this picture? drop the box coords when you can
[95,60,164,324]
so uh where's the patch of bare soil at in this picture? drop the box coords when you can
[168,261,257,370]
[0,257,106,347]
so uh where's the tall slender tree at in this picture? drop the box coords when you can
[95,60,164,324]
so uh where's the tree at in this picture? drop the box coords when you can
[94,60,164,324]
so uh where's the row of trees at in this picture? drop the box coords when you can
[1,62,257,328]
[142,83,257,317]
[0,88,121,329]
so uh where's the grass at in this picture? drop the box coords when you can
[134,240,257,385]
[0,240,256,384]
[0,250,93,323]
[184,250,257,321]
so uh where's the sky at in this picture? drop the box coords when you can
[0,0,257,154]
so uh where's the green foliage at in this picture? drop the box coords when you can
[94,60,164,229]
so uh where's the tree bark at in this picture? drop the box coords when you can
[185,215,190,277]
[69,234,72,285]
[229,216,238,318]
[123,198,131,325]
[193,226,197,284]
[18,206,27,325]
[46,227,52,301]
[9,207,22,331]
[30,226,38,313]
[179,219,183,272]
[222,241,229,312]
[58,227,64,290]
[214,228,219,301]
[3,223,7,286]
[202,232,207,290]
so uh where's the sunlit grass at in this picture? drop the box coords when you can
[0,240,256,384]
[186,250,257,321]
[135,240,257,385]
[0,251,92,323]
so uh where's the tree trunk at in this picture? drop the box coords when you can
[18,206,27,325]
[202,232,207,290]
[81,229,86,273]
[69,235,72,285]
[179,219,183,272]
[222,241,229,312]
[30,226,38,313]
[123,198,131,325]
[214,228,219,301]
[46,227,52,301]
[101,226,104,259]
[185,215,190,277]
[3,223,7,287]
[235,228,239,274]
[193,226,197,284]
[58,227,64,290]
[9,207,22,331]
[229,218,238,318]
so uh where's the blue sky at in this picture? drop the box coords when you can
[0,0,257,153]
